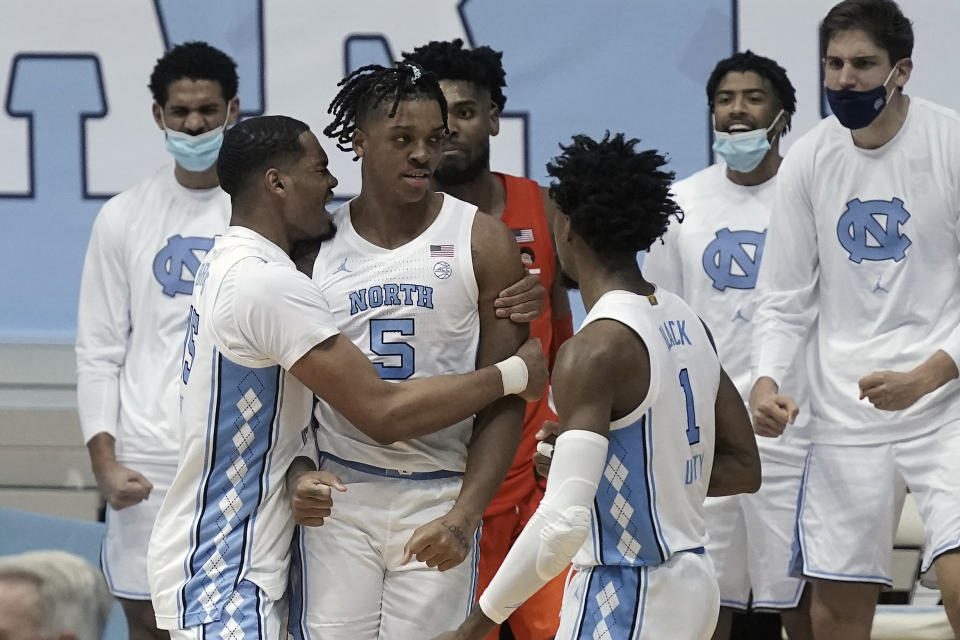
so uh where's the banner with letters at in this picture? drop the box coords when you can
[0,0,955,342]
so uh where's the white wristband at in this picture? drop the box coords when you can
[536,441,554,459]
[493,355,528,396]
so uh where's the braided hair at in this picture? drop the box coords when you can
[401,38,507,112]
[324,62,448,158]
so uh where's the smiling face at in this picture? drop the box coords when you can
[353,96,446,204]
[279,131,338,243]
[712,71,784,135]
[434,79,499,185]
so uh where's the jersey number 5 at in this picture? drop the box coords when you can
[678,368,701,445]
[370,318,415,380]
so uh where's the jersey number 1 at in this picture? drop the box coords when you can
[678,368,701,445]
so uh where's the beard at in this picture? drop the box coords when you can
[557,268,580,291]
[316,220,338,243]
[290,221,337,275]
[434,145,490,185]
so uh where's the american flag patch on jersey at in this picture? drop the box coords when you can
[430,244,454,257]
[513,228,535,243]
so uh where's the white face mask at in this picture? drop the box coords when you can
[711,109,784,173]
[160,103,232,172]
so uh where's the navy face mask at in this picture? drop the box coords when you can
[825,63,900,130]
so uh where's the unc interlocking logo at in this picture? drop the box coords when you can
[701,228,766,291]
[836,197,911,264]
[152,234,215,297]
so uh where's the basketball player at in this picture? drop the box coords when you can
[76,41,238,640]
[749,1,960,637]
[643,51,812,640]
[146,115,547,638]
[402,38,574,640]
[437,132,761,640]
[285,62,531,639]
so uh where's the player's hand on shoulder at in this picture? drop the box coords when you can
[291,471,346,527]
[94,461,153,510]
[749,376,798,437]
[514,338,547,401]
[533,419,560,478]
[494,254,545,323]
[858,369,925,411]
[402,510,475,572]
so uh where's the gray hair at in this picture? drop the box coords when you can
[0,551,114,640]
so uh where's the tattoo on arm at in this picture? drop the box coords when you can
[445,522,470,551]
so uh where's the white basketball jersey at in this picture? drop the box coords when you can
[574,289,720,568]
[149,227,338,629]
[76,165,230,467]
[311,194,480,473]
[644,164,810,464]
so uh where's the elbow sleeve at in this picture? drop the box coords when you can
[478,429,608,623]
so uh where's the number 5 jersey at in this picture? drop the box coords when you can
[310,193,480,473]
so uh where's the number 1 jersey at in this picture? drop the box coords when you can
[574,288,720,568]
[311,194,480,473]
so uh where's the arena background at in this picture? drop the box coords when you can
[0,2,957,637]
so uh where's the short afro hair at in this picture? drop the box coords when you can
[401,39,507,112]
[217,115,310,197]
[820,0,913,63]
[148,41,238,106]
[706,50,797,130]
[547,132,680,257]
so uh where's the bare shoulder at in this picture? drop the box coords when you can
[471,209,523,270]
[554,317,651,419]
[554,319,645,387]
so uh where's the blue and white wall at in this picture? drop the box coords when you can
[1,0,957,342]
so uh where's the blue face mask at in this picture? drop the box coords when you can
[825,64,899,130]
[161,104,231,172]
[712,109,785,173]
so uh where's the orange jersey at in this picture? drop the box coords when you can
[485,173,560,516]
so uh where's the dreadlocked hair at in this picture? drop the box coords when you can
[547,132,681,257]
[324,62,448,158]
[401,39,507,112]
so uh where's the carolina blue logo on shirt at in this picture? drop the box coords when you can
[153,235,215,297]
[837,198,911,263]
[701,228,766,291]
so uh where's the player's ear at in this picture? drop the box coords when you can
[488,103,500,137]
[557,211,572,241]
[265,167,284,195]
[352,128,367,158]
[894,58,913,88]
[152,101,165,131]
[226,96,240,126]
